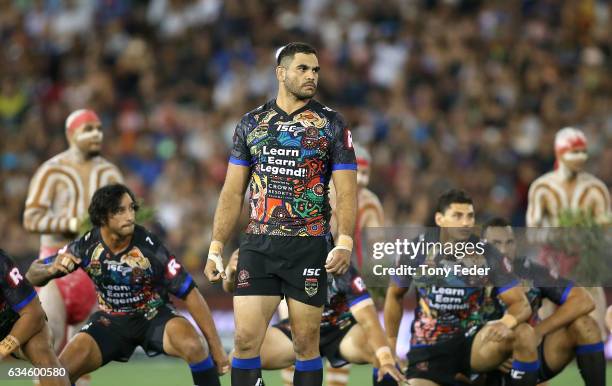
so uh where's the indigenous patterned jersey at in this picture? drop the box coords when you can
[485,256,574,325]
[321,264,371,333]
[45,225,195,319]
[230,99,356,236]
[394,231,517,347]
[0,250,37,337]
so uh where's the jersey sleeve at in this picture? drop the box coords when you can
[0,250,37,313]
[229,114,252,167]
[339,266,371,308]
[330,113,357,171]
[531,264,574,305]
[485,244,519,294]
[149,233,196,299]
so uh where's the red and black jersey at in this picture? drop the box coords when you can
[230,99,356,237]
[0,250,37,337]
[321,264,371,333]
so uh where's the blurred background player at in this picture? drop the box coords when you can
[23,109,123,362]
[483,218,605,386]
[205,42,357,386]
[526,127,610,339]
[0,249,70,386]
[26,184,228,386]
[223,250,405,386]
[325,143,384,386]
[385,189,536,386]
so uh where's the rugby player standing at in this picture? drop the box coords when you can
[26,184,228,385]
[482,218,605,386]
[204,42,358,386]
[384,189,537,386]
[23,109,123,386]
[0,249,69,386]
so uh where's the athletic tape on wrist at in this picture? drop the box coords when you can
[207,253,224,273]
[337,234,353,251]
[208,240,224,255]
[0,335,20,356]
[375,346,395,367]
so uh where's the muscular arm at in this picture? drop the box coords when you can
[535,287,595,337]
[23,166,79,234]
[211,165,250,244]
[384,283,408,352]
[25,254,78,287]
[8,298,46,351]
[352,300,391,356]
[331,170,357,237]
[183,288,226,360]
[497,286,532,325]
[526,181,546,227]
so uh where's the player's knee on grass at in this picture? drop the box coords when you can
[568,315,600,344]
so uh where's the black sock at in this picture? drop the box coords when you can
[232,356,264,386]
[576,342,605,386]
[372,367,398,386]
[508,360,539,386]
[189,356,220,386]
[293,357,323,386]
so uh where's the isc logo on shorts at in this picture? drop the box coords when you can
[303,268,321,276]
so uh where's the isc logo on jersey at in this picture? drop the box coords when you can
[277,123,305,135]
[8,267,23,288]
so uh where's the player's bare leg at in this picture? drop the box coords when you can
[232,295,281,386]
[287,297,324,386]
[20,326,70,386]
[260,327,297,369]
[57,333,103,383]
[584,287,607,340]
[37,282,67,353]
[471,323,539,386]
[543,315,605,386]
[163,317,220,386]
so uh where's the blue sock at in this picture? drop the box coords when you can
[294,357,322,386]
[189,356,219,386]
[509,360,539,386]
[231,356,262,386]
[576,342,605,386]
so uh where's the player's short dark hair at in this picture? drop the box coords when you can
[435,189,473,214]
[481,217,511,237]
[276,42,317,65]
[89,184,139,226]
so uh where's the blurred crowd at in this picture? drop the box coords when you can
[1,0,611,279]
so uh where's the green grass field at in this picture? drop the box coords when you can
[1,357,611,386]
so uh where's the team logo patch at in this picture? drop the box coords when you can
[237,269,250,288]
[305,278,319,297]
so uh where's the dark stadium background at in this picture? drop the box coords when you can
[0,1,611,384]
